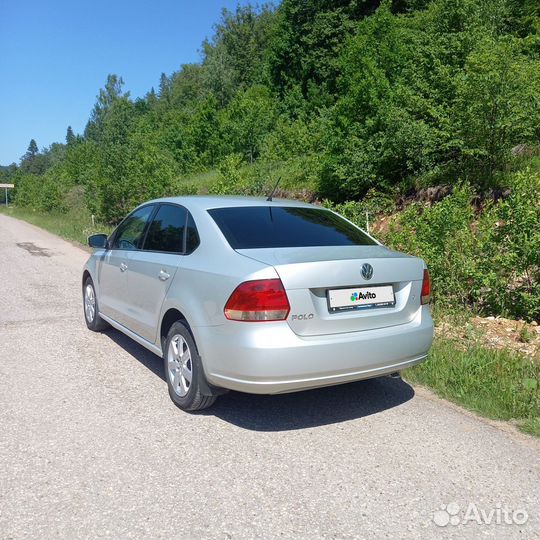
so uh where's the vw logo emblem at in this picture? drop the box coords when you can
[361,263,373,280]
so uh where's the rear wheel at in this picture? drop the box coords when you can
[83,277,109,331]
[164,321,217,411]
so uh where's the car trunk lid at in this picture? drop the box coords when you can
[237,246,424,336]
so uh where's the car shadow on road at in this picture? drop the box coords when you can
[211,377,415,431]
[106,329,415,432]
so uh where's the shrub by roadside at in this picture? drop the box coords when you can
[324,168,539,322]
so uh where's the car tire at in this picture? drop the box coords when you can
[164,321,217,412]
[83,277,110,332]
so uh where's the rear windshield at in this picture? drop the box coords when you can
[208,206,377,249]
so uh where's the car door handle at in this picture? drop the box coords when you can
[120,262,128,272]
[159,269,170,281]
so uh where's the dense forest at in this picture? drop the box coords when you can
[2,0,539,320]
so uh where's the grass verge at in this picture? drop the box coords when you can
[0,205,112,246]
[404,337,539,436]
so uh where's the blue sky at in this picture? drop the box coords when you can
[0,0,252,165]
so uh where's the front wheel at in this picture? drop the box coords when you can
[83,277,109,331]
[164,321,217,411]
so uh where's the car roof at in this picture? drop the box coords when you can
[145,195,316,211]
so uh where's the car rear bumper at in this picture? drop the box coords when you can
[195,306,434,394]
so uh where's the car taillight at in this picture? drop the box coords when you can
[421,269,431,305]
[224,279,290,321]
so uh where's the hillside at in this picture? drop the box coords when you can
[2,0,539,322]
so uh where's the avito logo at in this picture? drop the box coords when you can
[350,291,377,302]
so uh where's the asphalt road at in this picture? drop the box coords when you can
[0,213,538,540]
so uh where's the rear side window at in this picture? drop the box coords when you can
[186,213,200,253]
[208,206,377,249]
[144,204,187,253]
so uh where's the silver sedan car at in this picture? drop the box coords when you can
[83,196,433,411]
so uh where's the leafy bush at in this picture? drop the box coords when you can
[475,169,540,319]
[381,170,539,321]
[223,85,277,163]
[383,185,476,309]
[208,153,248,195]
[324,189,397,230]
[14,168,70,213]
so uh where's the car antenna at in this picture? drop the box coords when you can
[266,176,281,202]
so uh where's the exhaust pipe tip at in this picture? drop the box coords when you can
[388,371,401,379]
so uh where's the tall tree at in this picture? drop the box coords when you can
[84,74,130,141]
[267,0,379,112]
[65,126,75,145]
[20,139,51,175]
[455,36,540,184]
[26,139,38,158]
[202,4,276,106]
[169,64,207,109]
[158,73,171,103]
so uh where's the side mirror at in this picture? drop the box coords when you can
[88,233,108,249]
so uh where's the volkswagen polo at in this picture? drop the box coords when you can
[83,196,433,411]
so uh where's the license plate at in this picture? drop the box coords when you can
[327,285,395,312]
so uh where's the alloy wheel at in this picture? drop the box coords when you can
[167,334,193,397]
[84,284,96,323]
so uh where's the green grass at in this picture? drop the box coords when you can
[177,169,220,194]
[404,337,539,436]
[0,205,112,247]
